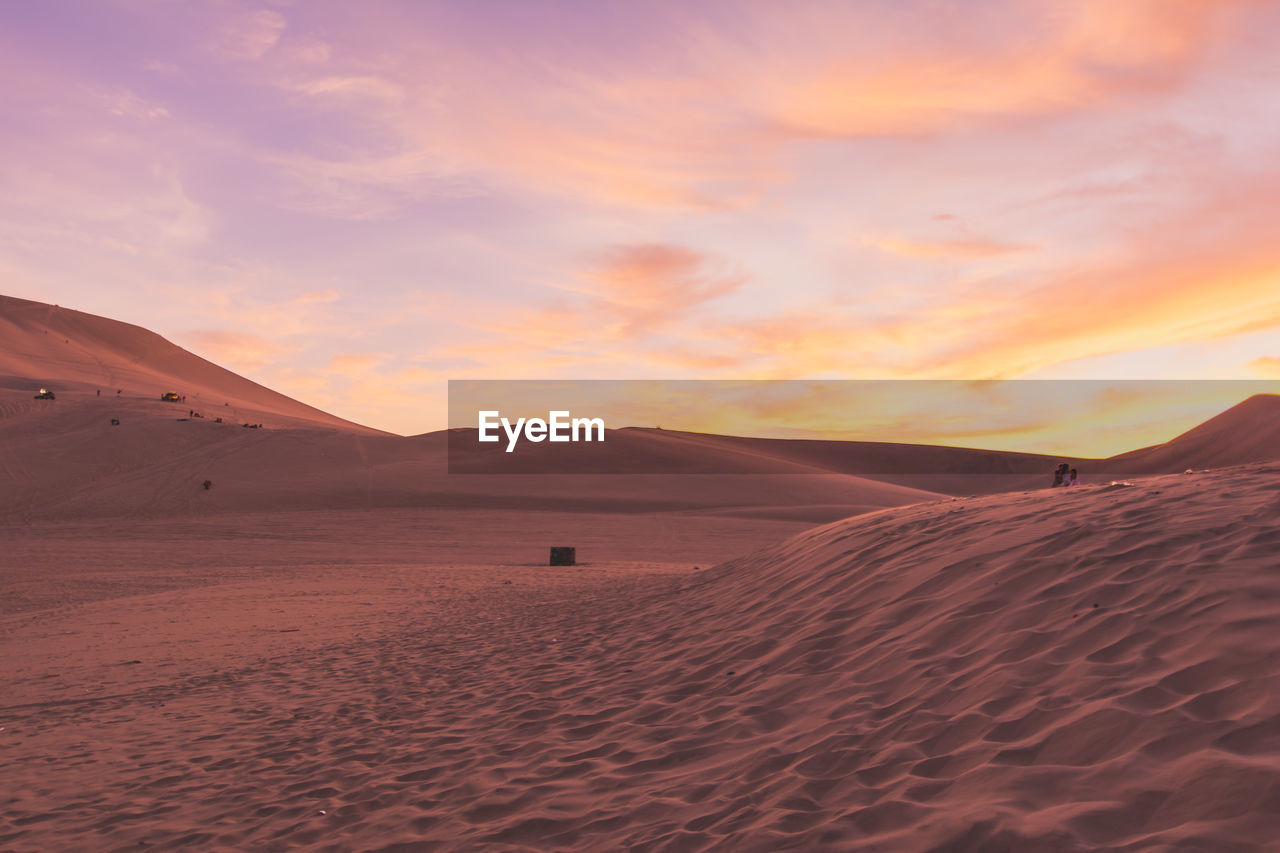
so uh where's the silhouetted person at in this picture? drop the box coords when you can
[96,389,100,396]
[202,480,212,490]
[1069,468,1079,486]
[1052,462,1068,487]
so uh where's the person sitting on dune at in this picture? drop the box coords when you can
[1052,462,1068,487]
[1069,467,1079,486]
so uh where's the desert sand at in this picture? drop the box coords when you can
[3,296,1280,851]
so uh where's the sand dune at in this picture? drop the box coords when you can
[1105,393,1280,473]
[4,463,1278,850]
[0,294,379,433]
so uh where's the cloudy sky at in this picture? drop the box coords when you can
[4,0,1280,435]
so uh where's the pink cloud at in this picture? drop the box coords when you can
[210,9,286,62]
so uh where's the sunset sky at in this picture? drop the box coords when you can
[4,0,1280,436]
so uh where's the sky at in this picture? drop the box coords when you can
[3,0,1280,437]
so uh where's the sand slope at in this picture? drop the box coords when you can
[1106,393,1280,473]
[0,294,378,433]
[3,463,1278,850]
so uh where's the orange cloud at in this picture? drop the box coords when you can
[173,281,355,341]
[327,352,389,375]
[920,211,1280,378]
[870,236,1035,260]
[477,243,746,348]
[185,329,294,373]
[577,244,746,333]
[740,0,1242,138]
[1249,356,1280,377]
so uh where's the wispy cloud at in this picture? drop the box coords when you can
[572,243,747,335]
[474,243,747,353]
[869,236,1035,261]
[736,0,1237,138]
[210,9,286,61]
[327,352,389,374]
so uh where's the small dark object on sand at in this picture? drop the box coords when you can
[202,480,212,490]
[550,547,576,566]
[110,418,120,426]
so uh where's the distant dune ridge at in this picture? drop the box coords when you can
[0,294,942,523]
[2,294,1280,850]
[3,294,1278,522]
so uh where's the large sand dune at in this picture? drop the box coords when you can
[0,295,377,433]
[1106,393,1280,473]
[3,464,1277,850]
